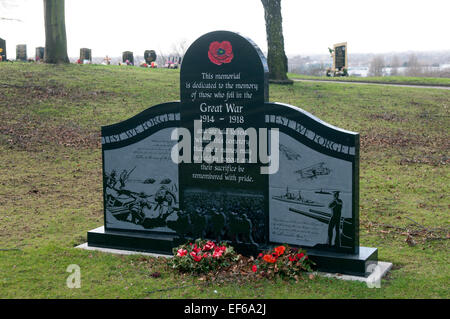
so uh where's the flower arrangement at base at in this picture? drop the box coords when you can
[251,245,315,280]
[170,239,239,274]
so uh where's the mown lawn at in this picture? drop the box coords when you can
[288,73,450,87]
[0,63,448,298]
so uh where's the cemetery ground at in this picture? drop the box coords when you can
[0,63,448,298]
[288,73,450,87]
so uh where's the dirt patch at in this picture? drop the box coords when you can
[368,113,408,122]
[0,115,100,151]
[0,83,116,109]
[361,130,449,165]
[361,130,449,150]
[399,156,449,166]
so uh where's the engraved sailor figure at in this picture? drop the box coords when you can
[328,191,343,248]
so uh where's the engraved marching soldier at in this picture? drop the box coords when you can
[327,191,343,247]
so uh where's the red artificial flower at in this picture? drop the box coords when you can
[263,254,277,263]
[297,253,305,260]
[258,253,263,258]
[215,246,227,253]
[193,255,202,262]
[208,41,234,65]
[176,248,188,257]
[252,265,258,273]
[203,241,215,251]
[274,246,286,256]
[213,250,223,259]
[288,256,297,262]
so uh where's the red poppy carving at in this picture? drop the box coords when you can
[208,41,233,65]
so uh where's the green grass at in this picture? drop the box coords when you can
[288,73,450,87]
[0,62,449,298]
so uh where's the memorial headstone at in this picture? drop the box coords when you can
[87,31,377,276]
[179,31,269,254]
[333,42,347,71]
[80,48,92,63]
[144,50,157,64]
[122,51,134,65]
[35,47,44,61]
[0,38,6,61]
[16,44,27,61]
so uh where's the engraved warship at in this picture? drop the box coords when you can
[272,187,324,207]
[289,207,354,248]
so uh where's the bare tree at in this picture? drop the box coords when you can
[171,39,189,58]
[368,55,385,77]
[43,0,69,64]
[405,53,422,76]
[261,0,292,84]
[390,55,400,76]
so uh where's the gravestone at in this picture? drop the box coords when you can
[0,38,6,61]
[16,44,27,61]
[333,42,347,71]
[35,47,44,61]
[87,31,377,276]
[122,51,134,65]
[144,50,157,64]
[80,48,92,63]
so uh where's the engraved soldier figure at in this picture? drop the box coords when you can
[128,192,152,225]
[327,191,342,248]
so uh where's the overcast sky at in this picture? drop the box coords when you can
[1,0,449,58]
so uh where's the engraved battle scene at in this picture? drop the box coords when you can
[269,132,354,249]
[104,128,179,233]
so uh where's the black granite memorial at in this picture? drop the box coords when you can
[80,48,92,63]
[35,47,44,61]
[334,43,347,71]
[16,44,27,61]
[87,31,377,276]
[122,51,134,65]
[144,50,157,64]
[0,38,6,61]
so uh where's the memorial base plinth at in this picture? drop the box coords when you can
[87,226,259,256]
[87,226,179,255]
[305,246,378,277]
[87,227,377,277]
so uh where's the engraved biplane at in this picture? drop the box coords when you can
[295,162,331,180]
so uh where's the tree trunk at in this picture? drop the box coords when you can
[44,0,69,64]
[261,0,292,84]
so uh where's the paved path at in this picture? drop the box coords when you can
[292,78,450,90]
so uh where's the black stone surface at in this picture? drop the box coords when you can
[265,102,359,254]
[87,31,376,274]
[179,30,269,247]
[16,44,27,61]
[305,246,378,277]
[80,48,92,62]
[335,45,346,70]
[87,226,176,255]
[122,51,134,65]
[0,38,6,61]
[35,47,44,61]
